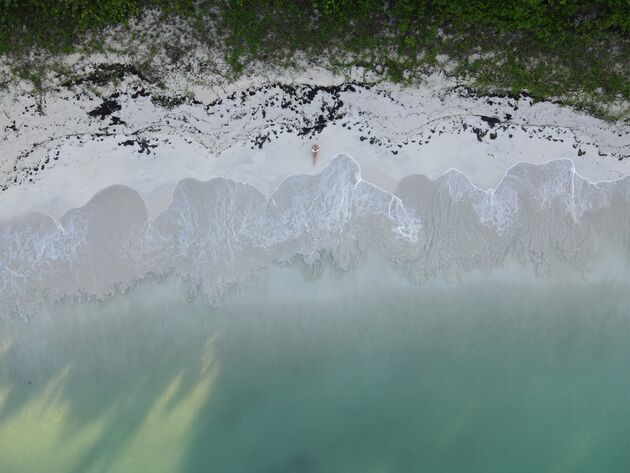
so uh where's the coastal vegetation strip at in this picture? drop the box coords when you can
[0,1,629,118]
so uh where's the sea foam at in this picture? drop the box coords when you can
[1,154,629,320]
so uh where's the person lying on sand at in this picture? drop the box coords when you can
[311,144,320,164]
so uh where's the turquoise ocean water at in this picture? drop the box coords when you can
[1,259,629,472]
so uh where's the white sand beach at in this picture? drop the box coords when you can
[1,61,629,220]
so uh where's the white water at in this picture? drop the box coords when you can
[2,154,629,320]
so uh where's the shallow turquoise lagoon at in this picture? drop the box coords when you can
[1,262,629,472]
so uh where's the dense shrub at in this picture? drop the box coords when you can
[2,0,627,51]
[215,1,629,102]
[0,0,194,50]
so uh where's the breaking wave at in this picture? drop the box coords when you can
[2,154,630,319]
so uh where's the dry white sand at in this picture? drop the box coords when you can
[1,64,629,220]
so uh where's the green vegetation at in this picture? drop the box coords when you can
[1,1,629,117]
[0,0,194,52]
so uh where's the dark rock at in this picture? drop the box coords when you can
[480,116,501,128]
[88,99,121,119]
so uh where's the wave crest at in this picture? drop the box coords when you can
[2,154,629,319]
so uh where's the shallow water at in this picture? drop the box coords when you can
[1,260,629,473]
